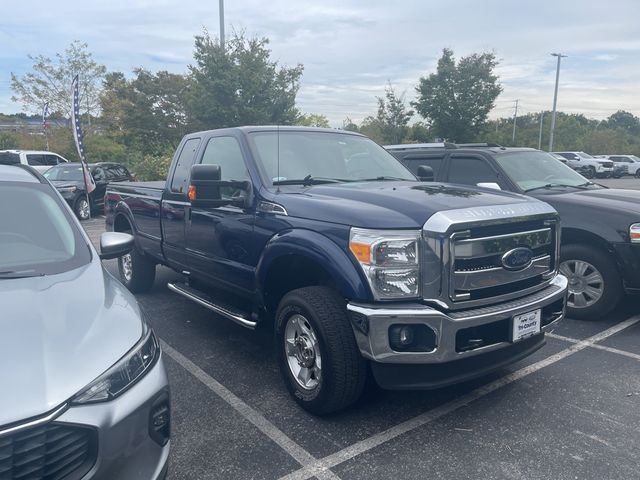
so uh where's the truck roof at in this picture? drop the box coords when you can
[183,125,365,138]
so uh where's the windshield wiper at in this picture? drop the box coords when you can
[524,183,593,193]
[273,175,345,186]
[0,270,44,279]
[356,176,412,182]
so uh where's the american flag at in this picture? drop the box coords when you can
[42,102,49,129]
[71,75,96,193]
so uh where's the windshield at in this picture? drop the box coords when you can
[631,156,640,163]
[0,184,91,276]
[495,151,599,192]
[248,131,416,185]
[43,164,85,182]
[577,151,595,159]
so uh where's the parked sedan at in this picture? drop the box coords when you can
[0,165,169,479]
[43,162,134,220]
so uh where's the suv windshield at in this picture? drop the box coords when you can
[0,183,91,277]
[577,151,595,159]
[495,151,599,192]
[43,164,86,182]
[248,131,416,185]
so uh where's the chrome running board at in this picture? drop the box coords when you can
[167,282,257,330]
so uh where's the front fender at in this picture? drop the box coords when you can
[255,229,373,303]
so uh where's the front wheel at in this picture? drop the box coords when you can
[559,244,622,320]
[74,196,91,221]
[583,167,595,179]
[275,286,367,415]
[635,170,640,179]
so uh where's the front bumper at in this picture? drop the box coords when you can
[347,274,567,387]
[56,352,170,480]
[613,243,640,293]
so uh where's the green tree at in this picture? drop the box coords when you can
[413,48,502,142]
[296,113,330,128]
[99,70,190,155]
[187,31,303,130]
[605,110,640,136]
[11,41,106,119]
[375,83,414,144]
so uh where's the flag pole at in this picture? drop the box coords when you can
[71,74,96,220]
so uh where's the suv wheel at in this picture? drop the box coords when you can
[275,286,366,415]
[74,196,91,221]
[118,240,156,293]
[583,167,595,179]
[559,244,622,320]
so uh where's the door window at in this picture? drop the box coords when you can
[448,157,500,186]
[201,136,250,199]
[92,167,106,182]
[170,138,201,193]
[404,157,443,177]
[44,155,62,166]
[26,154,46,166]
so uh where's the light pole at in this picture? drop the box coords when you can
[548,53,567,151]
[512,99,519,143]
[219,0,225,46]
[538,111,544,150]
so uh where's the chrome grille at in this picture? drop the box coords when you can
[421,202,560,310]
[0,423,96,480]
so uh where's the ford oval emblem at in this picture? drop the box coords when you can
[501,247,534,271]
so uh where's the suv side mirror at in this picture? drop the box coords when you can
[417,165,434,182]
[99,232,134,260]
[188,164,250,208]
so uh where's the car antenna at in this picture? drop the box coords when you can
[276,124,280,193]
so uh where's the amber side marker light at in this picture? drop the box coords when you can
[188,185,197,201]
[350,242,371,264]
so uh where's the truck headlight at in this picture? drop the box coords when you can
[631,223,640,243]
[72,327,159,404]
[350,228,420,299]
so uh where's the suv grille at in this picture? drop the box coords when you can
[0,423,97,480]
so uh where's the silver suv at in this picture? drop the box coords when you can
[553,151,613,178]
[0,165,169,479]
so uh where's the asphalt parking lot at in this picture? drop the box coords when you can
[83,176,640,479]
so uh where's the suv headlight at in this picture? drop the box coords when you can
[72,327,159,404]
[631,223,640,244]
[349,228,420,300]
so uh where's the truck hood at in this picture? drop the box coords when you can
[532,188,640,215]
[0,261,144,428]
[273,181,538,228]
[49,179,83,189]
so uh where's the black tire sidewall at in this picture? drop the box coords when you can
[561,244,622,320]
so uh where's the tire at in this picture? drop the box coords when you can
[635,170,640,179]
[118,240,156,293]
[275,286,367,415]
[582,167,595,179]
[559,244,622,320]
[74,195,91,221]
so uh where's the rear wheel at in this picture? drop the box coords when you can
[74,196,91,221]
[559,244,622,320]
[583,167,595,179]
[635,169,640,179]
[275,286,366,415]
[118,238,156,293]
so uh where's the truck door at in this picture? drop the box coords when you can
[162,137,202,269]
[185,134,255,296]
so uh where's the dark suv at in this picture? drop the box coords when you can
[387,143,640,320]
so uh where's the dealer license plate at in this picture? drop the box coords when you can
[512,309,541,342]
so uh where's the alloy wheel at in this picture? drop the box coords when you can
[284,314,322,390]
[560,259,604,309]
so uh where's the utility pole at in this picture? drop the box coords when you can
[512,99,519,143]
[548,53,567,151]
[538,111,544,150]
[219,0,225,46]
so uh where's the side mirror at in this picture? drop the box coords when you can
[477,182,502,190]
[417,165,434,182]
[99,232,134,260]
[188,164,250,208]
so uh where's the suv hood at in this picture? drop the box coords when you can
[273,181,540,228]
[0,261,144,427]
[534,188,640,215]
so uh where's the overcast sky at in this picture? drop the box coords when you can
[1,0,639,125]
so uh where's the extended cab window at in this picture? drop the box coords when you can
[201,136,249,199]
[26,154,45,166]
[403,156,443,177]
[447,157,500,186]
[170,138,201,193]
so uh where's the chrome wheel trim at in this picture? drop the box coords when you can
[77,198,90,220]
[121,253,133,283]
[284,314,322,390]
[560,260,604,309]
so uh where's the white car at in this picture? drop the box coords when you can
[553,151,613,179]
[598,155,640,178]
[0,149,70,173]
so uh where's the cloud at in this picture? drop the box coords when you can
[1,0,639,124]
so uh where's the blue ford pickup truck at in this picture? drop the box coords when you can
[105,127,568,414]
